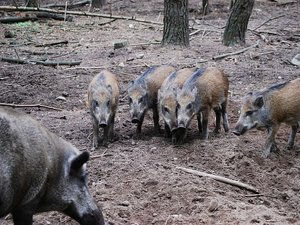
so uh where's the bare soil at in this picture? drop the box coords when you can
[1,0,300,224]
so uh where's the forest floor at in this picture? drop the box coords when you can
[0,0,300,224]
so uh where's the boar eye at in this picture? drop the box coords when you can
[129,97,133,104]
[186,103,192,110]
[138,97,144,104]
[92,100,99,108]
[245,111,254,116]
[163,106,169,113]
[107,100,110,106]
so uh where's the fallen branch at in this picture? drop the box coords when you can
[176,166,259,193]
[36,12,73,21]
[0,103,62,111]
[1,57,81,67]
[35,40,69,47]
[0,16,37,23]
[252,14,285,31]
[0,6,163,25]
[43,0,91,9]
[212,41,259,60]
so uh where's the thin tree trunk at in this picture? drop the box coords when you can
[91,0,106,8]
[162,0,189,47]
[223,0,254,46]
[25,0,39,7]
[202,0,210,15]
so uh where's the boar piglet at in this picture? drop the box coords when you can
[127,65,175,138]
[176,67,229,143]
[0,107,104,225]
[233,78,300,158]
[88,70,119,148]
[158,67,197,143]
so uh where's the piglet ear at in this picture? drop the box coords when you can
[71,152,90,171]
[254,95,264,108]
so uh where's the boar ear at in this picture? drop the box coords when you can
[107,84,113,95]
[158,89,161,99]
[192,86,198,95]
[127,80,134,90]
[71,152,90,171]
[254,95,264,108]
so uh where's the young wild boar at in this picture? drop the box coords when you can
[176,67,229,143]
[127,65,175,138]
[88,70,119,148]
[233,78,300,158]
[0,107,104,225]
[158,67,197,142]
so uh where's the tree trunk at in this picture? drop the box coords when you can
[91,0,106,8]
[25,0,39,7]
[223,0,254,46]
[162,0,189,47]
[202,0,210,15]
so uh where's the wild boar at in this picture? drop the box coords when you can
[158,67,197,142]
[176,67,229,143]
[127,65,176,138]
[0,107,104,225]
[233,78,300,158]
[88,70,119,148]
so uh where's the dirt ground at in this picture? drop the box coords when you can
[1,0,300,224]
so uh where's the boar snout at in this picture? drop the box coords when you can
[99,122,107,128]
[233,130,241,136]
[132,117,139,123]
[80,209,105,225]
[233,124,247,136]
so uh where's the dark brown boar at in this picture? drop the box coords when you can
[233,78,300,158]
[0,107,104,225]
[158,67,197,142]
[176,67,229,143]
[127,65,176,138]
[88,70,119,148]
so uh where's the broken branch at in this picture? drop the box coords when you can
[43,0,91,9]
[0,6,163,25]
[0,103,62,111]
[212,41,259,60]
[1,57,81,67]
[252,14,285,31]
[35,40,68,47]
[176,166,259,193]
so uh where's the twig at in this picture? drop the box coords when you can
[0,6,163,25]
[212,41,259,60]
[90,149,110,159]
[0,103,62,111]
[98,18,117,26]
[176,166,259,193]
[252,15,285,31]
[1,57,81,67]
[35,40,68,47]
[43,0,91,9]
[0,16,38,23]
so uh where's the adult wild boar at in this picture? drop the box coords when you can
[176,67,229,143]
[88,70,119,148]
[233,78,300,158]
[158,67,197,142]
[0,107,105,225]
[127,65,175,137]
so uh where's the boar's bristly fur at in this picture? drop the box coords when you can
[0,107,105,225]
[158,67,197,143]
[176,67,229,143]
[88,70,120,149]
[127,65,176,138]
[234,78,300,158]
